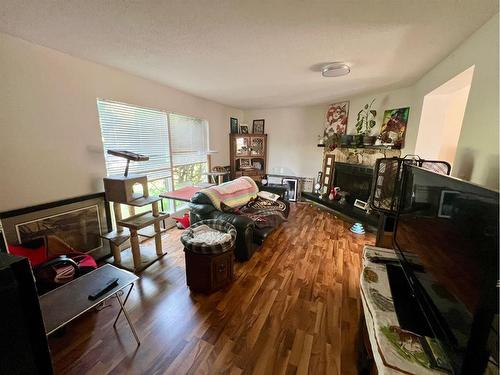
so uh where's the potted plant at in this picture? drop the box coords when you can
[355,99,377,146]
[324,133,341,151]
[340,134,353,146]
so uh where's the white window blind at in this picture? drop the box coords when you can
[169,113,208,167]
[97,99,171,181]
[97,99,209,190]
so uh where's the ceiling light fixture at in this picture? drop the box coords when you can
[321,62,351,77]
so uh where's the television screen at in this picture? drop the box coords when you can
[394,166,499,373]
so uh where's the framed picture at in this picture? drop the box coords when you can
[230,117,239,134]
[239,158,251,169]
[380,107,410,148]
[252,119,265,134]
[325,101,349,137]
[354,199,368,211]
[239,124,249,134]
[16,205,103,252]
[252,161,262,170]
[282,178,299,202]
[299,177,314,193]
[0,193,111,260]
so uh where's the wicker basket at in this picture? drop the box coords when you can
[180,219,237,255]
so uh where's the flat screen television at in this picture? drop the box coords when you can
[394,165,499,374]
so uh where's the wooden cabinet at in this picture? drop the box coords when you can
[184,250,234,293]
[212,254,233,290]
[230,134,267,181]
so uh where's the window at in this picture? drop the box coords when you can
[96,99,208,213]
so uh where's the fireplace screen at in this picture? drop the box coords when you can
[333,163,374,204]
[370,157,451,214]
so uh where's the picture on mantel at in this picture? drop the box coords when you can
[324,101,349,137]
[380,107,410,149]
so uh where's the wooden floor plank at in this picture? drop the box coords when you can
[49,203,374,374]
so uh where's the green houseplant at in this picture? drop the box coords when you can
[355,99,377,146]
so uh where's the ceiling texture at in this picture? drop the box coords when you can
[0,1,497,109]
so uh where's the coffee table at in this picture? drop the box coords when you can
[39,264,140,345]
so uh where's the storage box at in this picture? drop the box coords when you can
[184,250,234,293]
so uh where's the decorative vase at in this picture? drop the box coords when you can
[340,134,352,146]
[352,134,363,147]
[362,136,376,146]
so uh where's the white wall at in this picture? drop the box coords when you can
[415,84,471,164]
[342,86,416,153]
[243,106,325,178]
[243,86,415,179]
[244,13,499,189]
[415,94,451,160]
[0,32,243,211]
[413,14,499,188]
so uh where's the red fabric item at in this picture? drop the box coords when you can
[67,253,97,270]
[173,212,191,229]
[8,243,48,267]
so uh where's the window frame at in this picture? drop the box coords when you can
[97,98,209,214]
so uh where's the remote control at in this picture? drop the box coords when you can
[88,277,119,300]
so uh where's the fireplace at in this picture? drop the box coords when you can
[333,162,374,204]
[301,161,378,229]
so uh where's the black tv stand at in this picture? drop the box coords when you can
[386,263,433,338]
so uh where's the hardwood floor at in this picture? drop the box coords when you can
[49,203,375,374]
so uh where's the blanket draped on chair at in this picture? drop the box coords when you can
[239,197,288,229]
[200,176,259,211]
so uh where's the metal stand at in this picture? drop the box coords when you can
[113,284,140,345]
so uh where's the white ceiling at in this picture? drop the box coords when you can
[0,1,497,109]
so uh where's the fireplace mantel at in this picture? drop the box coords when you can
[325,147,401,167]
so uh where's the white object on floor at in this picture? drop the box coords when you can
[191,224,231,245]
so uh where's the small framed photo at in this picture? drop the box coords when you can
[239,124,249,134]
[239,158,251,169]
[354,199,368,211]
[282,178,299,202]
[252,161,262,170]
[252,119,265,134]
[230,117,239,134]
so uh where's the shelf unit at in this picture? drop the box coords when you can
[229,133,267,182]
